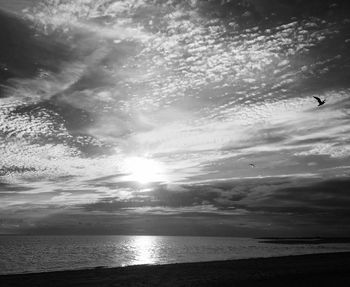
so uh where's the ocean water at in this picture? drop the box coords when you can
[1,236,350,275]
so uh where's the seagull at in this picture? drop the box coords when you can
[313,96,325,106]
[249,163,256,168]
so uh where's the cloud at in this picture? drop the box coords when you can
[80,176,350,218]
[2,0,350,186]
[0,182,35,193]
[2,176,348,236]
[1,0,350,235]
[296,143,350,158]
[24,0,151,42]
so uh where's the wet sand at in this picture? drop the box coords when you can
[1,252,350,287]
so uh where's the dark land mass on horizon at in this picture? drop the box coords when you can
[259,237,350,244]
[1,252,350,287]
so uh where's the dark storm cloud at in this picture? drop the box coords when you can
[82,177,350,221]
[18,212,257,236]
[248,179,350,216]
[82,186,221,211]
[0,182,34,192]
[227,178,350,234]
[273,178,350,202]
[79,179,255,212]
[3,176,349,236]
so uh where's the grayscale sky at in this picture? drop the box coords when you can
[1,0,350,236]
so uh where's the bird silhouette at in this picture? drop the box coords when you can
[249,163,255,168]
[313,96,325,106]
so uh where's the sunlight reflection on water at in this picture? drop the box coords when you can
[1,236,350,274]
[128,236,159,265]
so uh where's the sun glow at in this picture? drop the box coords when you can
[123,157,167,184]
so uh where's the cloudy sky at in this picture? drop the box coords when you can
[0,0,350,236]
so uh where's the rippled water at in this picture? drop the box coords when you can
[1,235,350,275]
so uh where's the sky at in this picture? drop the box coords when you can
[0,0,350,236]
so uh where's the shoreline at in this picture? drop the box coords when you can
[1,252,350,286]
[1,250,350,276]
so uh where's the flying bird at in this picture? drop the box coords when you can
[313,96,325,106]
[249,163,256,168]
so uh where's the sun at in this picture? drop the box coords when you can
[123,157,167,184]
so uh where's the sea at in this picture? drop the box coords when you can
[1,235,350,275]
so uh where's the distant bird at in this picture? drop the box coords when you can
[249,163,256,168]
[313,96,325,106]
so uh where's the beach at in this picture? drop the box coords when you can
[1,252,350,287]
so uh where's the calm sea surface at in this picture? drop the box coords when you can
[1,236,350,275]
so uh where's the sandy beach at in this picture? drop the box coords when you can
[1,252,350,287]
